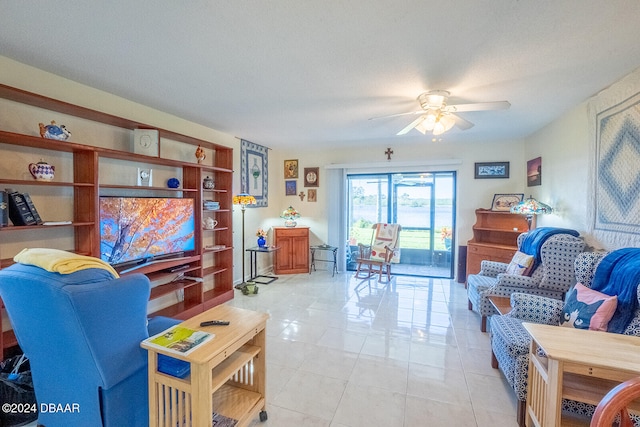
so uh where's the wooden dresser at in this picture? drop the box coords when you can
[273,227,310,274]
[466,209,528,280]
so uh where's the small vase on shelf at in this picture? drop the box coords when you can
[257,236,266,247]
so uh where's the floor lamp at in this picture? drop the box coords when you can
[233,193,256,286]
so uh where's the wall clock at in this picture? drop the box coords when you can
[304,167,319,187]
[133,129,159,157]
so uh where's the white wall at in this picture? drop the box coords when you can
[523,101,593,243]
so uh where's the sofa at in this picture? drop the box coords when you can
[467,229,585,331]
[490,251,640,426]
[0,262,179,427]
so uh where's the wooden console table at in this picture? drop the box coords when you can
[523,323,640,427]
[142,305,269,427]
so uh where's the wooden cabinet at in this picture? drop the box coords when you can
[466,209,528,280]
[0,84,234,353]
[273,226,310,274]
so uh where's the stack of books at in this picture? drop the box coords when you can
[203,200,220,210]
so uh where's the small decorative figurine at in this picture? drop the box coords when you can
[39,121,71,141]
[195,145,206,164]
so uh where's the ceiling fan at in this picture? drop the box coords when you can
[371,90,511,136]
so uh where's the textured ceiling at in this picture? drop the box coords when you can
[1,1,639,149]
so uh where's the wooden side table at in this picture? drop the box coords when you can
[523,323,640,427]
[488,295,512,315]
[142,305,269,427]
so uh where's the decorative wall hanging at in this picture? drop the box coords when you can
[308,189,317,202]
[474,162,509,179]
[490,193,524,211]
[285,180,297,196]
[527,157,542,186]
[284,159,298,179]
[588,69,640,247]
[304,167,319,187]
[241,139,268,207]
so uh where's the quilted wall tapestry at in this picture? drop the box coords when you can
[240,139,268,207]
[588,69,640,248]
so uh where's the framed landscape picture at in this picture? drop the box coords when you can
[474,162,510,179]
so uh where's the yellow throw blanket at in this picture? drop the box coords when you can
[14,248,119,278]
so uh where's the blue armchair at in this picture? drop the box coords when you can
[0,263,179,427]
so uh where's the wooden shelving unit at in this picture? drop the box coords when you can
[466,209,528,280]
[0,84,234,356]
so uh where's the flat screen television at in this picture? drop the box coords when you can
[99,196,196,267]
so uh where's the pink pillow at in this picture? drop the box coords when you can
[505,251,535,276]
[559,283,617,331]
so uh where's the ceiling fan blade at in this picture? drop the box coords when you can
[444,101,511,113]
[451,113,474,130]
[369,110,424,120]
[396,116,425,135]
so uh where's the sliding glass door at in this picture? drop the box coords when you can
[346,172,455,278]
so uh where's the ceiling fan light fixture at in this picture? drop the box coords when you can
[439,115,456,131]
[418,90,450,110]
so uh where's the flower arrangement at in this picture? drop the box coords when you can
[256,228,268,238]
[280,206,301,219]
[441,226,452,241]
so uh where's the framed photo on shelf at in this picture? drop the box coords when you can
[285,180,297,196]
[491,193,524,211]
[475,162,510,179]
[284,159,298,179]
[304,167,319,187]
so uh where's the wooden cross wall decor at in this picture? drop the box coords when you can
[385,147,393,160]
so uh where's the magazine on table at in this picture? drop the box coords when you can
[144,325,214,355]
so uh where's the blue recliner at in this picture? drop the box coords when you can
[0,263,179,427]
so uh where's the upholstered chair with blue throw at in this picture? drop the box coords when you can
[467,227,584,331]
[490,250,640,427]
[0,250,179,427]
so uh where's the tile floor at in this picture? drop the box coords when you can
[228,271,520,427]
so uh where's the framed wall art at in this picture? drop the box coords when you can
[284,159,298,179]
[474,162,510,179]
[527,157,542,187]
[240,139,268,207]
[304,167,319,187]
[285,180,297,196]
[308,189,317,202]
[491,193,524,211]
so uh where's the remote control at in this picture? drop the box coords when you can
[200,320,230,326]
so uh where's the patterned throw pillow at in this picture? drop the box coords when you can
[505,251,535,276]
[559,283,618,331]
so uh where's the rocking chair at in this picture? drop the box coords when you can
[355,223,401,282]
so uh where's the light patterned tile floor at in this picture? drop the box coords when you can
[227,271,519,427]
